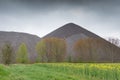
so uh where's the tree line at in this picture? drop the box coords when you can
[74,38,120,62]
[0,37,120,65]
[0,42,28,65]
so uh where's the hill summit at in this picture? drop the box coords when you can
[44,23,100,38]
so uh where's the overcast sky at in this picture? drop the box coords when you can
[0,0,120,38]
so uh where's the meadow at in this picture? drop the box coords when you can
[0,63,120,80]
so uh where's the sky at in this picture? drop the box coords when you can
[0,0,120,38]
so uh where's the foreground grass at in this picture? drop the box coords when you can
[0,63,120,80]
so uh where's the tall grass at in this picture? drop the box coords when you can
[34,63,120,80]
[0,63,120,80]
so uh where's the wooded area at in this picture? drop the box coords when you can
[0,37,120,64]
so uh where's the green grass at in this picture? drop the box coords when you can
[0,63,120,80]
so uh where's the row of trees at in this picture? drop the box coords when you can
[0,37,120,64]
[0,38,66,64]
[0,43,28,65]
[74,38,120,62]
[36,38,66,62]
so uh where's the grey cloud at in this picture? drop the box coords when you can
[0,0,119,15]
[0,0,120,38]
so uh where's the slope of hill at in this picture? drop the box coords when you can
[44,23,100,38]
[0,31,40,62]
[44,23,120,62]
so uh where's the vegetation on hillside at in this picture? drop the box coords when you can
[36,38,66,62]
[0,37,120,64]
[74,38,120,62]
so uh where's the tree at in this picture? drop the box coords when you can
[107,37,120,62]
[1,42,14,65]
[74,38,91,62]
[36,38,66,62]
[16,43,29,63]
[107,37,120,47]
[36,40,47,62]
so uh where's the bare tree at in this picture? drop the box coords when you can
[107,37,120,47]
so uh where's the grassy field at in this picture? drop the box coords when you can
[0,63,120,80]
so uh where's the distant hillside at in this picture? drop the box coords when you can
[0,31,40,62]
[44,23,120,62]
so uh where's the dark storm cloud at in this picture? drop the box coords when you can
[0,0,120,38]
[0,0,119,14]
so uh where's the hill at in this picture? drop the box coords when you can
[44,23,120,62]
[0,23,120,63]
[0,31,40,62]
